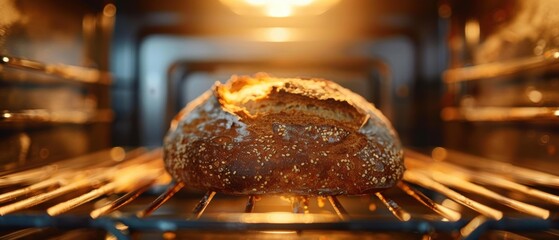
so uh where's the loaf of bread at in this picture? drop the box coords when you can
[164,74,404,195]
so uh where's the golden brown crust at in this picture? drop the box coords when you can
[163,74,404,195]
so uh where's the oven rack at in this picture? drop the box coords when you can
[0,55,111,85]
[1,147,559,239]
[441,48,559,123]
[443,49,559,84]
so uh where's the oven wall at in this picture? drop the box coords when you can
[0,0,114,169]
[110,0,446,148]
[441,0,559,167]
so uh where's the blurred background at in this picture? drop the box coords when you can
[1,0,558,172]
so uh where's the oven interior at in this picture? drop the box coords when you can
[1,0,559,239]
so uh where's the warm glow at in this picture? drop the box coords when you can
[441,199,462,211]
[103,4,117,17]
[246,0,266,5]
[266,3,293,17]
[220,0,340,17]
[220,78,282,105]
[162,232,176,239]
[262,27,292,42]
[431,147,447,161]
[239,212,324,223]
[110,147,126,162]
[460,216,488,238]
[527,90,543,103]
[260,231,297,234]
[465,19,480,46]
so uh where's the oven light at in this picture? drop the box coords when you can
[554,110,559,117]
[220,0,340,17]
[1,56,9,63]
[266,3,293,18]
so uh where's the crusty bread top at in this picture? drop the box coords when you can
[164,74,404,195]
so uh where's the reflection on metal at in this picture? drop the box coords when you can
[291,196,309,214]
[407,149,559,206]
[103,3,117,17]
[191,191,216,219]
[0,178,61,204]
[48,181,120,216]
[238,212,328,224]
[0,55,111,85]
[257,27,294,42]
[403,170,503,220]
[48,174,159,217]
[0,228,47,240]
[427,171,550,219]
[464,20,480,47]
[245,195,256,213]
[0,149,163,216]
[17,133,30,166]
[137,182,185,218]
[460,215,489,239]
[443,49,559,83]
[0,109,114,126]
[437,149,559,187]
[374,192,411,221]
[0,148,145,186]
[327,196,348,221]
[441,106,559,122]
[90,179,154,219]
[397,182,461,221]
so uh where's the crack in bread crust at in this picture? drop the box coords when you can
[164,74,404,196]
